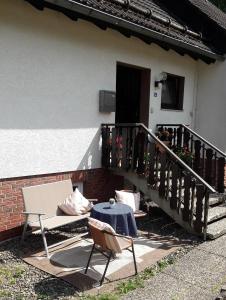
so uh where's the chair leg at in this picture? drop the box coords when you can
[21,214,29,244]
[39,216,49,258]
[132,243,138,275]
[100,251,112,286]
[85,243,95,274]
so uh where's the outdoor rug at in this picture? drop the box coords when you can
[22,234,181,292]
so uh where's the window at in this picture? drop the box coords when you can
[161,73,185,110]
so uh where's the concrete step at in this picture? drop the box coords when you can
[208,203,226,223]
[207,217,226,239]
[209,195,224,206]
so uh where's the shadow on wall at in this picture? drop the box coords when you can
[77,128,102,170]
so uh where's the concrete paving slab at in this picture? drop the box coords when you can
[122,234,226,300]
[163,248,226,290]
[123,272,215,300]
[207,218,226,239]
[198,235,226,257]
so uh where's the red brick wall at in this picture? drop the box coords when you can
[0,168,123,241]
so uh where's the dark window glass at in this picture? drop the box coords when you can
[161,73,185,110]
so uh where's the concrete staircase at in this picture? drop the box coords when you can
[207,195,226,239]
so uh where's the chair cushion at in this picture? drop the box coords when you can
[88,217,122,253]
[29,213,90,230]
[115,190,140,213]
[88,217,115,233]
[59,188,90,215]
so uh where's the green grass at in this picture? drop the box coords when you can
[117,276,144,294]
[81,293,119,300]
[0,290,12,297]
[0,265,25,282]
[0,265,26,299]
[36,293,51,300]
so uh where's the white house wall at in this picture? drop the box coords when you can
[0,0,197,179]
[196,60,226,153]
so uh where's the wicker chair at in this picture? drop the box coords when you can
[85,218,137,286]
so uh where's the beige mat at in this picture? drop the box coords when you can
[22,234,181,292]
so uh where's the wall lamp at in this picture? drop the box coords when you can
[154,72,168,88]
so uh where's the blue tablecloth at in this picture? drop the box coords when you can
[90,202,137,237]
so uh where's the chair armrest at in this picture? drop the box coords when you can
[22,211,46,216]
[88,199,98,202]
[134,210,147,218]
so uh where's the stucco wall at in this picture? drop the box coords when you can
[195,60,226,153]
[0,0,197,179]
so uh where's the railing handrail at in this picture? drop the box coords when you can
[101,123,216,193]
[156,123,226,158]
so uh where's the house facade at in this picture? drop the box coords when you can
[0,0,225,241]
[196,60,226,152]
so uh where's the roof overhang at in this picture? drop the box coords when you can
[27,0,225,63]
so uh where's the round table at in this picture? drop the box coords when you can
[90,202,137,237]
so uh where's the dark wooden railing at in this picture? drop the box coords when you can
[102,123,216,238]
[156,124,226,193]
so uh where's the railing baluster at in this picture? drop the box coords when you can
[214,152,217,189]
[217,157,225,193]
[148,142,156,185]
[184,128,190,150]
[131,127,137,170]
[101,126,110,168]
[159,152,167,197]
[190,135,194,154]
[194,140,201,175]
[170,163,179,210]
[183,173,191,222]
[127,127,133,170]
[177,169,183,214]
[202,145,205,178]
[111,127,117,168]
[166,159,171,201]
[194,184,205,234]
[121,127,127,169]
[115,127,119,166]
[173,128,177,146]
[190,179,196,225]
[155,152,161,189]
[136,129,146,175]
[203,192,210,241]
[205,148,213,185]
[177,126,182,147]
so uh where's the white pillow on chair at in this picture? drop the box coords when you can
[59,188,90,215]
[115,190,140,212]
[88,217,122,253]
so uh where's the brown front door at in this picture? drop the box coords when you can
[115,62,151,126]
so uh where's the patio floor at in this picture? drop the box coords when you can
[0,208,200,299]
[22,232,183,294]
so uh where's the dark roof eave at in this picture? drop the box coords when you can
[45,0,224,62]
